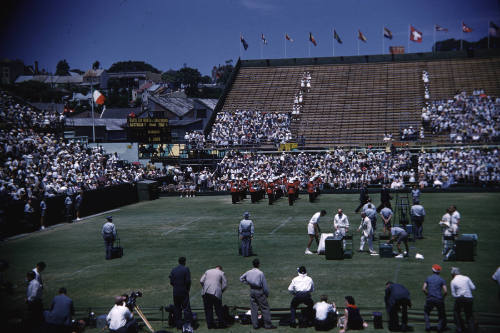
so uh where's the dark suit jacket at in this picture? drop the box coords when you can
[44,294,74,326]
[385,283,411,311]
[381,188,392,202]
[169,264,191,296]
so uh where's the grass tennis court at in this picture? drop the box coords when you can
[2,192,500,332]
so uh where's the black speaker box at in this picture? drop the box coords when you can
[325,237,343,260]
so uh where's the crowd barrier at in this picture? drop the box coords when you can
[1,183,138,238]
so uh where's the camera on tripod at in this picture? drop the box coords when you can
[126,291,143,310]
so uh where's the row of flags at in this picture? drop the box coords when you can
[240,21,500,49]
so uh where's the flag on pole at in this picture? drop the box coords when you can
[334,30,342,44]
[435,24,448,32]
[240,34,249,50]
[285,33,294,42]
[261,33,268,45]
[309,32,317,46]
[93,90,105,105]
[489,21,499,37]
[358,30,367,42]
[383,27,393,39]
[462,22,472,33]
[410,25,423,42]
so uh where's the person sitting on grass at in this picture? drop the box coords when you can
[313,295,337,331]
[339,296,368,333]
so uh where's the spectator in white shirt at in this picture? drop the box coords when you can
[450,267,476,333]
[106,296,135,333]
[288,266,314,327]
[313,295,337,331]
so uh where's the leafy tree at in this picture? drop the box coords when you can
[178,67,201,87]
[200,75,211,84]
[108,60,160,73]
[92,61,100,70]
[55,59,70,76]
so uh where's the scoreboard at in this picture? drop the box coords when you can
[127,118,171,143]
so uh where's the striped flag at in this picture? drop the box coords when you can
[334,30,342,44]
[93,90,105,105]
[384,27,393,39]
[358,30,367,42]
[489,21,499,37]
[309,32,317,46]
[285,33,294,42]
[240,34,248,50]
[435,25,448,32]
[261,33,268,45]
[462,22,472,33]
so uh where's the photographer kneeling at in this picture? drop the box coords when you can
[106,295,137,333]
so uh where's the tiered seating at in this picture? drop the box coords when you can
[219,56,500,147]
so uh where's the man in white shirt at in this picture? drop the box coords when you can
[106,296,135,333]
[313,295,337,331]
[333,209,349,238]
[358,212,376,254]
[450,267,475,333]
[306,210,326,255]
[450,205,461,231]
[288,266,314,327]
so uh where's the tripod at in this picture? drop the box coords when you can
[134,305,154,333]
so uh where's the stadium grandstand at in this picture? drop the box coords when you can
[208,49,500,147]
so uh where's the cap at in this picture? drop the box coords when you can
[106,216,113,222]
[297,266,306,274]
[432,264,441,273]
[243,212,250,218]
[451,267,460,275]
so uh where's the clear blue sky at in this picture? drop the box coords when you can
[1,0,499,75]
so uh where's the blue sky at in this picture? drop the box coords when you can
[1,0,499,75]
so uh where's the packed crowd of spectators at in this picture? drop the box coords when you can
[213,150,415,190]
[418,148,499,188]
[421,89,500,143]
[208,110,292,147]
[160,147,499,193]
[0,91,166,206]
[184,130,205,150]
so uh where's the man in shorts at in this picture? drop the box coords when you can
[305,210,326,254]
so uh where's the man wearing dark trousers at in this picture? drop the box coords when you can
[378,184,392,212]
[288,266,315,328]
[385,281,411,331]
[101,216,116,260]
[169,257,192,330]
[423,265,447,332]
[200,265,227,329]
[450,267,476,333]
[355,183,368,213]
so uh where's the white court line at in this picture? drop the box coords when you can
[76,208,121,222]
[162,217,202,236]
[270,217,293,234]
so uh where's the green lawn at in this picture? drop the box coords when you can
[2,192,500,332]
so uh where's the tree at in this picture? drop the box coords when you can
[92,61,100,70]
[55,59,70,76]
[178,67,201,87]
[108,61,160,73]
[161,69,181,86]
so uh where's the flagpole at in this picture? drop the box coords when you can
[357,38,360,56]
[407,25,410,54]
[488,21,490,49]
[382,26,384,55]
[261,39,263,59]
[285,33,287,58]
[332,28,335,57]
[461,21,463,51]
[239,32,242,59]
[308,42,311,57]
[90,80,95,143]
[433,25,436,53]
